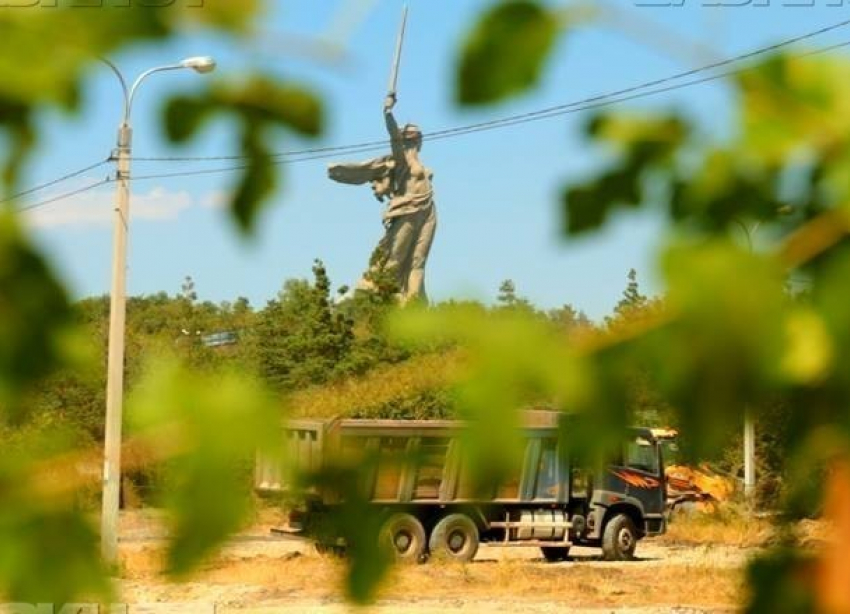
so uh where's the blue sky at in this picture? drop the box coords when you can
[16,0,850,319]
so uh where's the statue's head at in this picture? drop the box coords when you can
[402,123,422,150]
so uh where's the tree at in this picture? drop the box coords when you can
[497,279,518,306]
[606,269,655,328]
[253,260,353,392]
[496,279,535,315]
[180,276,197,302]
[617,269,647,313]
[547,303,593,338]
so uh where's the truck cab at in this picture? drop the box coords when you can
[576,429,667,559]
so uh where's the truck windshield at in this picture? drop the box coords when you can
[624,437,659,475]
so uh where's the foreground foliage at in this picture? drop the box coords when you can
[2,1,850,612]
[453,3,850,612]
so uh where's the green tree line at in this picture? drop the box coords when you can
[20,266,642,443]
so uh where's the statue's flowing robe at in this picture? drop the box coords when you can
[328,156,436,301]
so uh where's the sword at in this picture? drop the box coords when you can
[387,5,408,100]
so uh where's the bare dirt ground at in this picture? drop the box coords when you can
[109,509,767,613]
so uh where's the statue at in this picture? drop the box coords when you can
[327,7,437,303]
[328,97,436,303]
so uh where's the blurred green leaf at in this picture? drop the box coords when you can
[163,76,323,233]
[0,5,265,190]
[560,55,850,235]
[781,307,833,385]
[305,464,391,605]
[127,359,280,577]
[0,101,35,188]
[0,427,110,605]
[737,54,850,168]
[638,240,787,458]
[0,212,73,420]
[231,127,276,234]
[564,114,687,234]
[162,95,215,143]
[746,547,817,614]
[670,150,782,231]
[457,1,559,105]
[173,0,261,30]
[390,305,608,483]
[214,77,322,136]
[0,507,109,606]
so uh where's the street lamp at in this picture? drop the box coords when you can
[99,56,216,564]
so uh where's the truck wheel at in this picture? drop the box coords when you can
[601,513,638,561]
[429,513,479,563]
[379,513,427,563]
[540,546,570,562]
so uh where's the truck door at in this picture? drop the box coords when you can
[605,435,665,516]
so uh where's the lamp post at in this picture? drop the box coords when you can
[100,56,216,564]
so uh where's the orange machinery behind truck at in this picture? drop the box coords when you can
[651,428,737,510]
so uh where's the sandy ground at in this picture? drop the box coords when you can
[112,509,753,614]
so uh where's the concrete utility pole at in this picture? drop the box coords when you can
[99,56,216,564]
[744,407,756,499]
[735,220,760,504]
[735,207,793,503]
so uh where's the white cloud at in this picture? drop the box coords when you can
[199,189,230,210]
[23,181,195,229]
[134,187,194,221]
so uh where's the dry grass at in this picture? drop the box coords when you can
[382,558,741,608]
[661,510,776,548]
[114,510,797,611]
[286,350,466,418]
[112,508,767,611]
[118,548,742,610]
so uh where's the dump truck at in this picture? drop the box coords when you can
[255,410,667,562]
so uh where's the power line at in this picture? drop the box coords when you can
[417,36,850,142]
[10,20,850,203]
[421,38,850,141]
[132,139,389,163]
[129,143,389,182]
[0,158,110,205]
[131,17,850,164]
[422,18,850,141]
[18,178,113,213]
[126,38,850,184]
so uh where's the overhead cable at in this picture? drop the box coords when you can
[18,178,113,213]
[125,38,850,184]
[12,21,850,205]
[131,17,850,164]
[1,158,110,205]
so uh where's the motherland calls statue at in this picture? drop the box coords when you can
[327,96,436,303]
[326,7,437,303]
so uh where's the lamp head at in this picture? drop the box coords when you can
[180,56,217,74]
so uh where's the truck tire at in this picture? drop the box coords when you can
[601,513,638,561]
[540,546,570,562]
[379,513,427,563]
[429,513,479,563]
